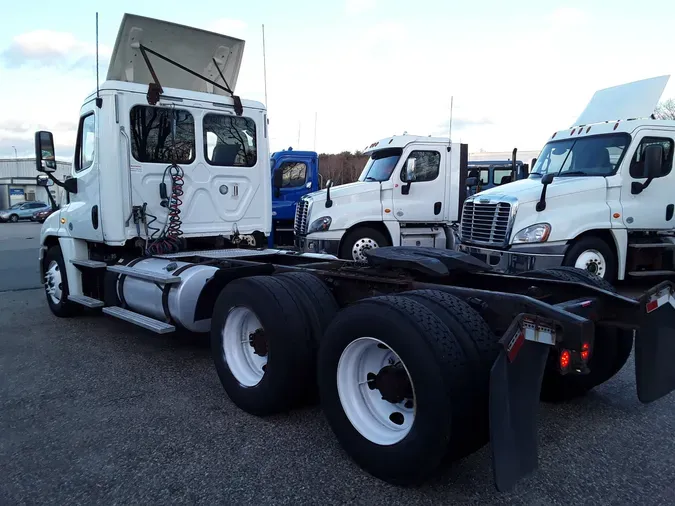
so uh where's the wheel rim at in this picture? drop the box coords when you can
[351,237,379,262]
[45,260,63,304]
[10,215,18,223]
[574,249,606,277]
[222,306,267,387]
[337,337,416,445]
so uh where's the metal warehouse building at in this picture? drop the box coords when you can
[0,158,71,209]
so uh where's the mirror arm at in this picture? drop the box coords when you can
[535,184,549,212]
[325,185,332,208]
[45,172,77,194]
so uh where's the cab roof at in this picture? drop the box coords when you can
[106,13,245,96]
[363,135,452,154]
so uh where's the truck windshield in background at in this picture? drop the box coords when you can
[530,133,631,178]
[358,148,403,182]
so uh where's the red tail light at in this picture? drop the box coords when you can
[560,350,571,370]
[581,342,590,362]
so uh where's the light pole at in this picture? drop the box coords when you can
[12,146,17,159]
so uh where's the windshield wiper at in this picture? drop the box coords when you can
[364,176,379,182]
[559,171,589,177]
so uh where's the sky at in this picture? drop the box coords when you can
[1,0,675,160]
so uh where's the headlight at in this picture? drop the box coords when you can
[0,213,8,218]
[308,216,332,234]
[513,223,551,243]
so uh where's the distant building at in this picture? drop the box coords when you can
[469,150,541,164]
[0,158,71,209]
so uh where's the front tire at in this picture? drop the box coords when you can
[563,236,616,283]
[318,296,471,485]
[44,246,79,317]
[9,214,19,223]
[339,227,390,262]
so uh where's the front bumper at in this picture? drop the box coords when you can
[459,243,567,273]
[295,235,340,257]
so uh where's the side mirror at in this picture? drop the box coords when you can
[305,181,312,190]
[272,168,284,189]
[326,179,333,189]
[465,176,478,187]
[34,131,57,173]
[36,175,53,187]
[644,144,664,179]
[404,158,416,182]
[541,173,555,185]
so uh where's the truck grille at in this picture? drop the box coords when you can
[294,199,309,236]
[461,200,512,246]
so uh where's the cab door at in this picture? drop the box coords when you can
[67,102,103,241]
[391,147,447,222]
[620,131,675,230]
[273,158,310,222]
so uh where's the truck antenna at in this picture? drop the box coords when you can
[262,24,268,108]
[95,12,102,108]
[448,96,454,144]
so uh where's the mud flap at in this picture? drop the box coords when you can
[489,317,551,492]
[636,282,675,403]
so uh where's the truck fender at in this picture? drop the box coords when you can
[566,228,627,281]
[56,237,89,298]
[338,221,396,254]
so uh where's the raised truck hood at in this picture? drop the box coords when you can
[107,13,245,95]
[474,177,607,204]
[307,181,380,202]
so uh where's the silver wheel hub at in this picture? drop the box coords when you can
[351,237,379,262]
[574,249,606,277]
[45,260,63,304]
[222,306,267,387]
[337,337,416,445]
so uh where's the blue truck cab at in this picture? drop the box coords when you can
[466,159,530,196]
[270,148,321,246]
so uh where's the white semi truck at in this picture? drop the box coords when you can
[459,76,675,283]
[34,14,675,493]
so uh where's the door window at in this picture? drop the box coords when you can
[493,168,514,185]
[399,151,441,182]
[279,162,307,187]
[467,167,489,184]
[75,113,96,171]
[130,106,195,164]
[629,137,674,178]
[204,114,257,167]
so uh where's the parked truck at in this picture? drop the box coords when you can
[466,153,530,196]
[34,14,675,493]
[459,75,675,283]
[269,148,320,247]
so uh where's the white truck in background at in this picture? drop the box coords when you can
[31,14,675,495]
[292,136,468,260]
[459,75,675,283]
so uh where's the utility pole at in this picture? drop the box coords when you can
[313,112,317,152]
[12,146,17,159]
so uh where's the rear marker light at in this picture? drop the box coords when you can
[581,342,590,361]
[646,299,659,313]
[560,350,571,370]
[506,319,556,362]
[613,122,620,130]
[580,300,592,307]
[586,126,592,133]
[552,132,557,138]
[571,128,576,135]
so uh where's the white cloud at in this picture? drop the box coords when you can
[346,0,377,15]
[550,7,589,27]
[0,30,111,70]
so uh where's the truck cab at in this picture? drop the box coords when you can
[466,158,529,196]
[459,75,675,283]
[269,148,320,246]
[294,135,467,260]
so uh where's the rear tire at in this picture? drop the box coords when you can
[318,296,471,485]
[210,276,315,415]
[520,267,633,402]
[397,289,500,458]
[339,227,390,262]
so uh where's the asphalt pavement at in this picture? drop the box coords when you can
[1,224,674,504]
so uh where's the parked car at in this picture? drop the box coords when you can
[0,201,50,223]
[31,207,57,223]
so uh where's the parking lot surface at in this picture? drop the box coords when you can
[1,223,675,504]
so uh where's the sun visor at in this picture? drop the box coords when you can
[106,14,245,95]
[573,75,670,126]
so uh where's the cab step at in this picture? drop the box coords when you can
[67,294,105,308]
[102,306,175,334]
[70,259,108,268]
[107,265,182,284]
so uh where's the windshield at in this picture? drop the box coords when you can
[531,133,631,178]
[358,148,402,182]
[9,203,23,209]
